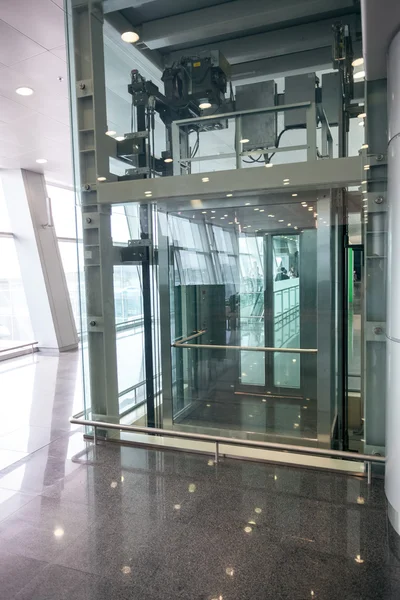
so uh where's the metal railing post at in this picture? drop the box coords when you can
[93,425,97,446]
[366,461,372,485]
[215,442,219,464]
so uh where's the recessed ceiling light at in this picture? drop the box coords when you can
[361,180,367,184]
[240,138,250,143]
[294,226,298,230]
[259,209,264,212]
[364,165,370,170]
[308,207,313,211]
[16,86,34,96]
[115,136,125,141]
[354,70,365,80]
[357,112,366,119]
[97,176,107,182]
[164,157,173,163]
[352,57,364,67]
[121,31,140,43]
[202,211,207,214]
[358,121,364,127]
[254,208,259,211]
[245,202,250,205]
[220,217,225,220]
[211,210,216,213]
[268,214,274,218]
[292,193,298,197]
[211,216,215,219]
[361,144,369,149]
[199,101,212,110]
[265,163,273,168]
[278,219,284,222]
[36,158,47,164]
[202,177,209,182]
[283,178,289,182]
[226,193,233,197]
[283,182,289,185]
[287,223,292,226]
[229,221,233,224]
[105,130,116,137]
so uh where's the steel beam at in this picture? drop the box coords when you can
[165,15,359,66]
[67,0,119,420]
[98,157,363,205]
[142,0,356,51]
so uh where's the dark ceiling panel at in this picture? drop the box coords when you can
[119,0,233,25]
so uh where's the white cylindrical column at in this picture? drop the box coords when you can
[386,28,400,534]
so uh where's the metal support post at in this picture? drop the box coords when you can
[306,102,318,161]
[363,80,387,455]
[140,205,156,428]
[66,0,119,420]
[215,442,219,464]
[93,425,97,446]
[235,116,243,169]
[366,461,372,485]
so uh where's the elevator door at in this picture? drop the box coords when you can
[162,193,343,446]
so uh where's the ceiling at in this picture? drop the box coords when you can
[0,0,72,187]
[109,0,361,81]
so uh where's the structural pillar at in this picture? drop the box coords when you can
[386,29,400,535]
[1,169,78,351]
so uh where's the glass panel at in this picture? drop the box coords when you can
[167,197,325,443]
[0,238,33,342]
[272,235,300,388]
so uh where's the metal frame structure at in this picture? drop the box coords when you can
[67,0,385,470]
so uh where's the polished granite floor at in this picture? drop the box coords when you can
[0,352,398,599]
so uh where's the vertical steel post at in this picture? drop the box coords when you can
[306,103,318,161]
[66,0,119,421]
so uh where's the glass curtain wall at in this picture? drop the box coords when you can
[0,181,33,345]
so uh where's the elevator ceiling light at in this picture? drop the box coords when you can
[121,31,140,43]
[36,158,47,164]
[16,86,34,96]
[354,70,365,80]
[53,527,64,538]
[240,138,250,143]
[357,112,366,119]
[97,176,107,182]
[164,157,173,163]
[199,100,212,110]
[352,57,364,67]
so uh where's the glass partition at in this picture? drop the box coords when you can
[162,190,342,446]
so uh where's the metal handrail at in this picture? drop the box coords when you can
[172,330,317,354]
[0,341,38,354]
[70,416,385,484]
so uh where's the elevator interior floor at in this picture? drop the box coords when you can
[0,353,397,600]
